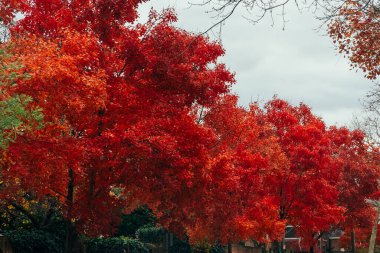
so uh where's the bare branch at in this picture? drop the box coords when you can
[188,0,380,28]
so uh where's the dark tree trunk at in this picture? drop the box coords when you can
[64,223,76,253]
[351,229,356,253]
[327,238,331,253]
[64,168,75,253]
[165,232,169,253]
[309,246,314,253]
[262,244,267,253]
[227,243,232,253]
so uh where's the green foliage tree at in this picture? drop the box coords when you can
[0,48,43,149]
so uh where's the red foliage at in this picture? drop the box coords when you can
[263,99,345,246]
[0,0,26,24]
[1,0,380,247]
[329,1,380,80]
[1,1,234,237]
[185,95,286,244]
[329,128,379,231]
[339,225,380,249]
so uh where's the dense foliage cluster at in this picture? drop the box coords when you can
[86,237,149,253]
[329,1,380,80]
[0,0,379,252]
[6,229,64,253]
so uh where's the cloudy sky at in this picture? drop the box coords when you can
[139,0,374,127]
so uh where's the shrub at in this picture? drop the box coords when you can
[135,226,165,244]
[117,206,156,237]
[86,236,149,253]
[6,229,63,253]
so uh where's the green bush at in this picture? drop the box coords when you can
[6,229,63,253]
[169,236,192,253]
[191,243,225,253]
[135,226,165,244]
[86,237,149,253]
[117,206,156,237]
[211,244,225,253]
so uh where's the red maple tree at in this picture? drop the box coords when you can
[329,1,380,80]
[2,1,380,252]
[184,95,285,244]
[1,1,235,250]
[262,99,345,249]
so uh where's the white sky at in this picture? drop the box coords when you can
[138,0,374,127]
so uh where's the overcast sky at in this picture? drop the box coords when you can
[138,0,374,127]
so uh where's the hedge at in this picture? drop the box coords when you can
[6,229,63,253]
[86,236,149,253]
[135,226,165,244]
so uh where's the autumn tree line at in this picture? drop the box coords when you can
[1,0,380,253]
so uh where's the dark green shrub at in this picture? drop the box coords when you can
[6,229,63,253]
[191,242,225,253]
[135,226,165,244]
[117,206,156,237]
[169,236,191,253]
[211,244,225,253]
[86,237,149,253]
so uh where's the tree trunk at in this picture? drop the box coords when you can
[262,244,267,253]
[309,246,314,253]
[351,229,356,253]
[64,222,76,253]
[165,232,169,253]
[64,168,75,253]
[227,243,232,253]
[369,206,380,253]
[327,238,331,253]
